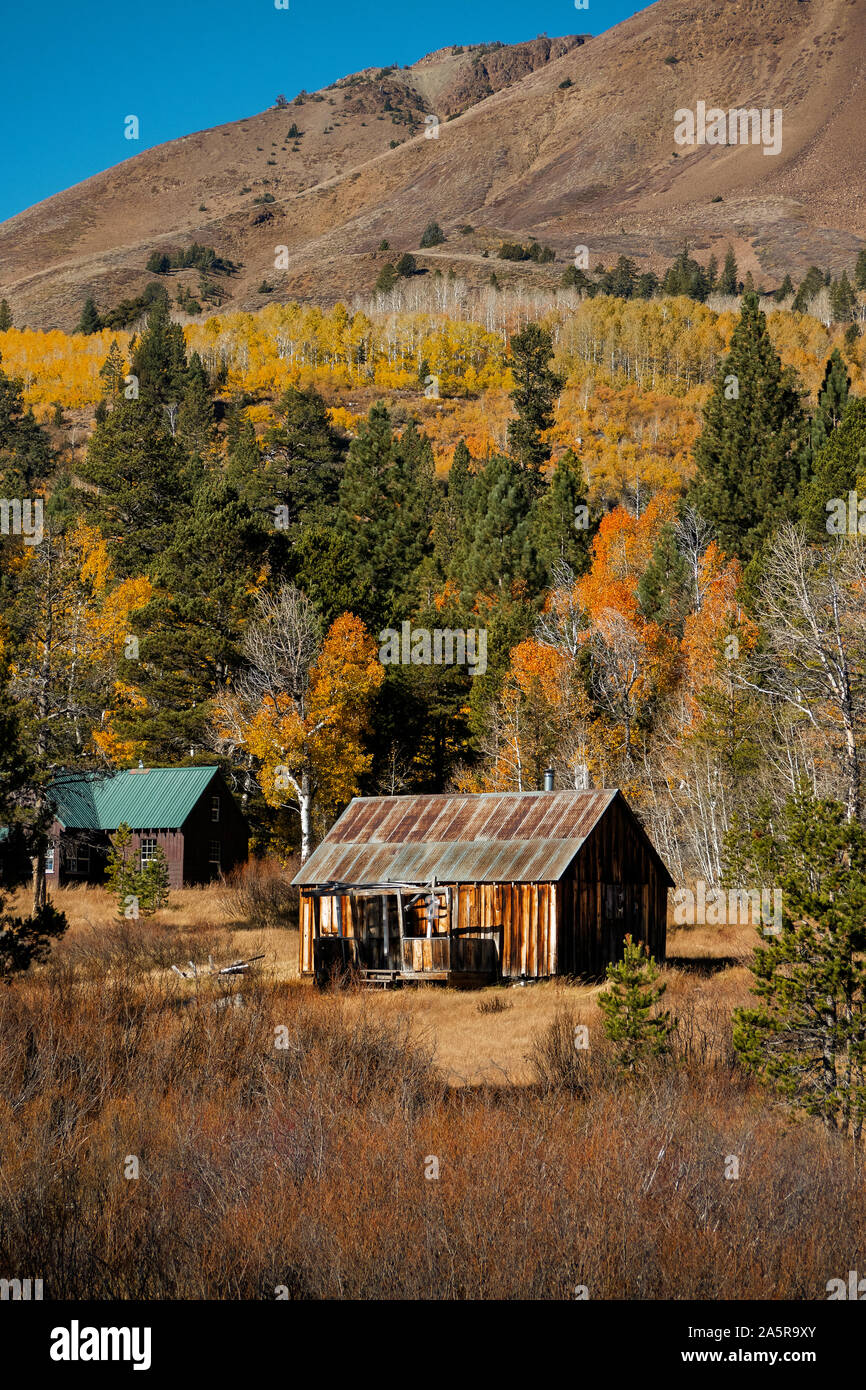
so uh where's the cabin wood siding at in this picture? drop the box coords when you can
[299,792,669,980]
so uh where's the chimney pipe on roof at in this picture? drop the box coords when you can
[543,768,555,792]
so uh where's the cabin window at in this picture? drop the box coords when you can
[68,842,90,875]
[45,845,55,875]
[209,840,221,869]
[140,837,157,866]
[211,795,220,823]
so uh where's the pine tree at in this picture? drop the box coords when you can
[419,221,446,248]
[690,292,806,558]
[718,245,739,295]
[106,824,170,918]
[0,299,12,331]
[98,339,127,397]
[338,404,435,627]
[257,386,344,532]
[76,297,102,334]
[0,356,53,491]
[506,322,565,478]
[829,271,857,323]
[116,478,270,760]
[177,352,214,463]
[458,453,540,597]
[76,398,193,575]
[792,266,825,314]
[810,349,850,460]
[732,789,866,1140]
[375,262,398,293]
[855,249,866,292]
[637,521,691,632]
[800,396,866,538]
[0,651,67,979]
[105,823,142,918]
[531,448,593,578]
[130,295,189,407]
[598,935,674,1069]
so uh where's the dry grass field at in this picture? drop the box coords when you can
[10,881,754,1085]
[2,878,860,1299]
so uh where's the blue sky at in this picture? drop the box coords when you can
[1,0,648,222]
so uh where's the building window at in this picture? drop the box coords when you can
[45,845,55,875]
[140,837,157,867]
[209,840,221,869]
[211,795,220,823]
[68,842,90,875]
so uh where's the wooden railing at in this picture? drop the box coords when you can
[402,936,450,974]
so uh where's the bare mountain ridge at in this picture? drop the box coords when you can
[2,0,865,331]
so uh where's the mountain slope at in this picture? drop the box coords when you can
[2,0,865,330]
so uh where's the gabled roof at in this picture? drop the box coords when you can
[293,788,673,887]
[50,766,221,832]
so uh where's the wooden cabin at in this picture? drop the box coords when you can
[43,766,249,889]
[294,789,673,987]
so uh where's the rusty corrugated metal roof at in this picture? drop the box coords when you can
[293,789,618,886]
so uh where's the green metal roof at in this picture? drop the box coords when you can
[50,766,220,832]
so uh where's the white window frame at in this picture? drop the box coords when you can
[208,839,221,868]
[211,795,220,824]
[140,836,158,867]
[45,845,55,875]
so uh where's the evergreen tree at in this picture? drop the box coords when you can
[0,356,53,491]
[598,935,674,1068]
[419,221,446,248]
[375,262,398,293]
[506,322,565,477]
[855,248,866,292]
[256,386,344,532]
[637,521,691,633]
[773,273,794,303]
[338,404,435,627]
[76,398,193,575]
[732,789,866,1140]
[177,352,214,463]
[106,823,170,918]
[117,478,270,759]
[98,339,127,397]
[718,245,739,295]
[130,295,189,407]
[0,650,67,979]
[810,349,850,461]
[706,254,719,292]
[800,396,866,538]
[690,293,806,558]
[829,271,857,323]
[792,266,824,314]
[76,297,102,334]
[531,448,593,578]
[457,452,540,597]
[0,299,12,331]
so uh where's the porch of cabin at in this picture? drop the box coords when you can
[303,881,501,989]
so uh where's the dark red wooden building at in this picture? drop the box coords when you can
[44,766,249,889]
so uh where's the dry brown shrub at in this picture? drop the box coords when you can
[0,947,864,1299]
[218,857,299,931]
